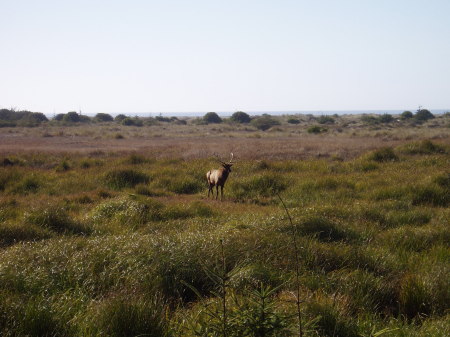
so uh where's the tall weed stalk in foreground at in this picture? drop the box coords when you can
[276,193,303,337]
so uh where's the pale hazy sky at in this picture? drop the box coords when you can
[1,0,449,114]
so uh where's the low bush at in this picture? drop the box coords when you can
[154,175,204,195]
[89,197,164,227]
[84,294,169,337]
[230,111,251,123]
[399,140,446,155]
[287,118,300,124]
[104,169,150,190]
[0,223,51,247]
[307,125,327,134]
[410,185,449,207]
[317,115,335,124]
[11,175,41,194]
[25,205,89,234]
[297,216,358,242]
[367,147,398,162]
[230,173,287,202]
[251,115,280,131]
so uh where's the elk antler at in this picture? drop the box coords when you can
[229,152,234,163]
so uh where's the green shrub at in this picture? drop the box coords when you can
[85,295,169,337]
[104,169,150,189]
[62,111,81,123]
[287,118,300,124]
[25,205,88,234]
[307,125,327,134]
[414,109,434,121]
[121,117,142,126]
[307,300,359,337]
[94,113,114,122]
[230,111,251,123]
[251,115,280,131]
[11,175,41,194]
[367,147,398,162]
[433,173,450,188]
[0,223,51,247]
[399,274,432,318]
[56,159,70,172]
[411,185,449,207]
[90,198,164,226]
[203,112,222,124]
[399,140,446,155]
[115,114,127,122]
[296,216,358,242]
[160,176,204,194]
[125,154,148,165]
[378,114,394,123]
[401,110,413,119]
[16,297,63,337]
[317,115,335,124]
[230,173,287,201]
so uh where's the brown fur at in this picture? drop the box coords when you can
[206,163,232,200]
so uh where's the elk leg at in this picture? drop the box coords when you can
[215,185,219,200]
[221,186,224,200]
[208,185,212,198]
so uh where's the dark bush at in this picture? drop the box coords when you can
[411,185,449,207]
[203,112,222,124]
[155,115,172,122]
[62,111,81,123]
[379,114,394,123]
[231,173,287,201]
[166,177,204,194]
[307,125,327,134]
[95,113,114,122]
[251,115,280,131]
[230,111,251,123]
[399,140,446,155]
[25,206,88,234]
[104,169,150,189]
[415,109,434,121]
[88,296,169,337]
[287,118,300,124]
[317,115,335,124]
[297,216,357,242]
[54,113,65,121]
[367,147,399,162]
[361,115,379,125]
[121,118,143,126]
[115,114,127,122]
[401,111,413,119]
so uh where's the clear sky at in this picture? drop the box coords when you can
[1,0,449,114]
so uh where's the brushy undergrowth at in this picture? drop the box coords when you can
[104,169,150,189]
[0,141,449,336]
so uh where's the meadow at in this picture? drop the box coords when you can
[0,113,449,336]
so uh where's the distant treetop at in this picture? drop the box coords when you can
[94,113,114,122]
[415,108,434,121]
[203,112,222,124]
[230,111,251,123]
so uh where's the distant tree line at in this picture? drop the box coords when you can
[0,109,48,127]
[0,107,444,130]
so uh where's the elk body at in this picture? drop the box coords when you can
[206,153,233,200]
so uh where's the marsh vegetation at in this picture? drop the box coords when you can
[0,112,449,336]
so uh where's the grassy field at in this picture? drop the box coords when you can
[0,115,449,336]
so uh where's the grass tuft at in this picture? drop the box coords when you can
[367,147,399,162]
[104,169,150,190]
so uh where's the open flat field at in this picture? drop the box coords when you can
[0,113,449,159]
[0,114,449,336]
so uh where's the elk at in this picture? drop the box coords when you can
[206,153,234,200]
